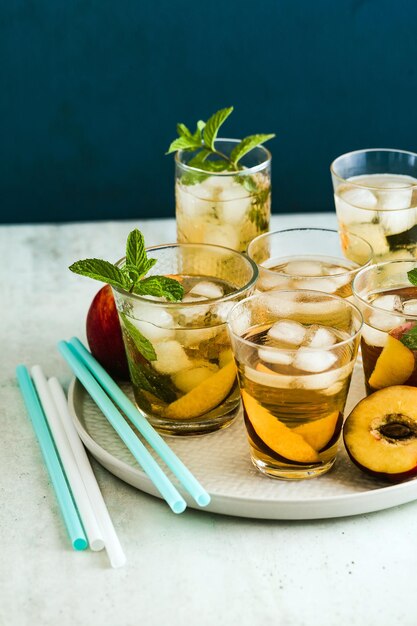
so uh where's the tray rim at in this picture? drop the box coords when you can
[67,378,417,520]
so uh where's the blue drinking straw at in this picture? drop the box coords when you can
[68,337,211,508]
[57,341,187,514]
[16,365,88,551]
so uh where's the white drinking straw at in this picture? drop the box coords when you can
[31,365,105,552]
[48,376,126,569]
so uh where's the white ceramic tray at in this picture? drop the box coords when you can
[67,365,417,520]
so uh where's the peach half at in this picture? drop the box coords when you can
[343,386,417,481]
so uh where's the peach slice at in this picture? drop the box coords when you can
[293,411,342,452]
[241,389,320,464]
[343,386,417,481]
[164,361,236,419]
[368,335,415,389]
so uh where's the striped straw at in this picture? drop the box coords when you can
[16,365,87,551]
[57,341,187,514]
[68,337,210,507]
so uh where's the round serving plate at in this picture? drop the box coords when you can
[67,366,417,520]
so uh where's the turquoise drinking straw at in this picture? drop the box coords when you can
[16,365,88,551]
[69,337,211,508]
[57,341,186,514]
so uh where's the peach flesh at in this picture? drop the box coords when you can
[343,386,417,481]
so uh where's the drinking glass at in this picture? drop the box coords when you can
[247,228,373,296]
[111,243,258,435]
[353,260,417,394]
[331,149,417,261]
[175,139,271,252]
[228,291,362,479]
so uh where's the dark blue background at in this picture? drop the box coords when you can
[1,0,417,223]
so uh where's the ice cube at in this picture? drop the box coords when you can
[295,370,341,390]
[335,187,377,225]
[256,270,289,291]
[348,223,389,257]
[215,301,235,322]
[258,347,294,366]
[369,311,403,332]
[131,302,174,328]
[306,326,337,348]
[219,183,252,224]
[293,347,337,372]
[189,281,224,299]
[177,294,210,325]
[284,260,323,276]
[176,184,214,219]
[378,208,416,236]
[361,323,388,348]
[377,182,413,210]
[339,186,378,209]
[132,320,175,344]
[295,278,339,293]
[177,326,220,347]
[244,365,293,388]
[372,294,402,312]
[324,266,352,288]
[402,299,417,316]
[267,319,306,345]
[152,340,191,374]
[202,223,240,250]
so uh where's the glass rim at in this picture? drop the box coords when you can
[227,289,363,351]
[352,259,417,320]
[175,137,272,176]
[112,242,259,306]
[330,148,417,190]
[247,227,373,278]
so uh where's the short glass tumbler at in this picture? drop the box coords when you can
[175,139,271,252]
[331,149,417,261]
[247,228,373,296]
[228,291,362,479]
[112,243,258,436]
[353,260,417,394]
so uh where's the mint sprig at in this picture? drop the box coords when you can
[166,106,275,171]
[69,228,184,301]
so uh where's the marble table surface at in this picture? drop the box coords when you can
[1,213,416,626]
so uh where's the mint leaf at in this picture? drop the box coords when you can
[203,106,234,151]
[133,276,184,301]
[408,269,417,286]
[177,123,193,139]
[230,134,275,165]
[188,149,212,169]
[130,362,177,403]
[400,325,417,349]
[120,314,157,361]
[69,259,129,290]
[126,229,147,271]
[166,135,201,155]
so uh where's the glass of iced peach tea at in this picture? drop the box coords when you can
[353,260,417,394]
[112,243,258,436]
[247,228,373,296]
[228,291,362,479]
